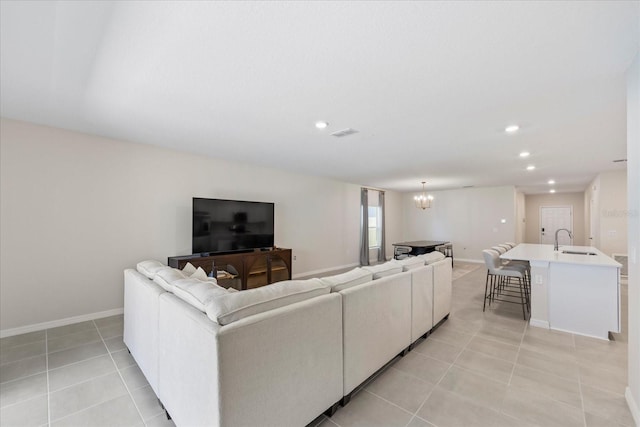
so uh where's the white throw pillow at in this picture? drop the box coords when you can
[172,278,229,312]
[205,278,329,325]
[190,266,208,280]
[362,260,403,279]
[182,262,197,276]
[153,268,187,292]
[319,268,373,292]
[398,257,425,271]
[419,251,446,265]
[136,260,166,279]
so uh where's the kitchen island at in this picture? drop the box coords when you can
[501,243,621,340]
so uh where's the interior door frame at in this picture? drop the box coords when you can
[539,205,574,245]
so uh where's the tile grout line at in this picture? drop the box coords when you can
[92,319,147,426]
[404,324,480,427]
[507,324,527,387]
[574,333,588,427]
[46,329,51,427]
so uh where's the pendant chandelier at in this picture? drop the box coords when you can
[414,181,434,209]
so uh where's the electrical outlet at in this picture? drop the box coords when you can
[535,275,543,285]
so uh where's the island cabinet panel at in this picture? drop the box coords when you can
[548,263,620,339]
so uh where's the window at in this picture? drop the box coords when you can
[368,206,382,248]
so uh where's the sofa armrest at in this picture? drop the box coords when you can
[410,265,434,342]
[340,271,412,395]
[123,269,165,394]
[158,292,343,427]
[432,257,453,325]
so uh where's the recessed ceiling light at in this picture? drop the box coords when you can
[315,121,328,129]
[548,179,555,185]
[519,151,530,158]
[526,165,535,171]
[550,189,556,193]
[505,125,520,133]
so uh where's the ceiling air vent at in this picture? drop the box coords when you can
[462,185,474,188]
[612,159,627,163]
[331,128,358,137]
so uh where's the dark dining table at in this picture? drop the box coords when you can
[392,240,449,256]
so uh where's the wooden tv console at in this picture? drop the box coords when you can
[168,248,292,291]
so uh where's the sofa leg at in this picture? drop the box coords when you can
[165,409,172,420]
[324,402,340,417]
[341,393,352,407]
[157,399,165,411]
[400,347,410,357]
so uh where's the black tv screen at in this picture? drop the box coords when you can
[192,198,275,254]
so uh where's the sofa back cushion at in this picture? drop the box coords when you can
[205,278,329,325]
[419,251,446,265]
[153,268,187,292]
[319,268,373,292]
[136,260,166,279]
[362,261,403,279]
[397,257,425,271]
[181,262,197,276]
[172,278,227,312]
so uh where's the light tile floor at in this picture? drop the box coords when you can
[0,263,632,427]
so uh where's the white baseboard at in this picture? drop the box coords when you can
[293,262,360,279]
[0,308,124,339]
[626,387,640,427]
[529,319,550,329]
[455,258,483,264]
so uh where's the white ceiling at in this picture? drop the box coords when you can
[1,1,638,194]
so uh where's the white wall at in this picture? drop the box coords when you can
[515,191,526,244]
[597,171,628,257]
[524,192,586,246]
[0,119,402,332]
[625,52,640,426]
[585,171,628,256]
[402,186,517,262]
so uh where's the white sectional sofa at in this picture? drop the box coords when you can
[123,252,452,426]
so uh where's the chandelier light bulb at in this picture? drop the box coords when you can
[414,181,433,209]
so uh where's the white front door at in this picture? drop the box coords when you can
[540,206,573,245]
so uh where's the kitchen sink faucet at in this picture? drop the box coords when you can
[554,228,573,251]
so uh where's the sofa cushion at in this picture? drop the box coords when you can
[172,278,229,312]
[136,260,166,279]
[205,278,329,325]
[153,268,187,292]
[181,262,197,276]
[319,268,373,292]
[190,267,209,280]
[419,251,446,264]
[362,261,403,279]
[397,257,425,271]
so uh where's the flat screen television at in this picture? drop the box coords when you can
[192,198,275,255]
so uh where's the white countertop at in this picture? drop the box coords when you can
[501,243,621,267]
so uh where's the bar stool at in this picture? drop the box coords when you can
[482,250,529,319]
[494,245,531,283]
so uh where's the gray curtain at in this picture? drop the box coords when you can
[360,188,369,266]
[378,191,386,262]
